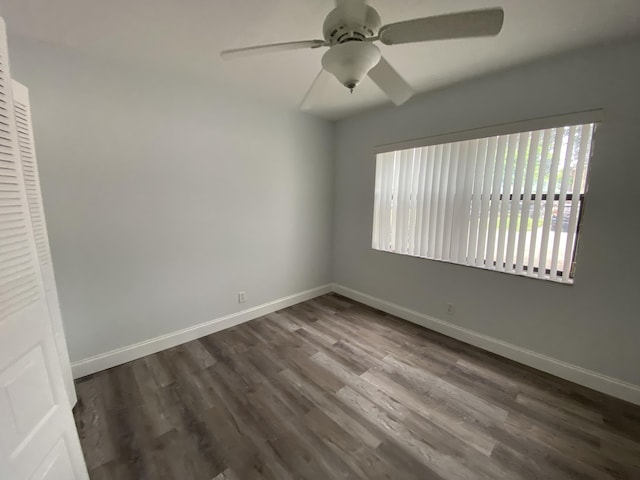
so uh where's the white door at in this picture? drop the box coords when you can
[12,79,77,407]
[0,17,89,480]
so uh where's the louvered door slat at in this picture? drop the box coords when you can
[0,98,36,320]
[11,81,77,408]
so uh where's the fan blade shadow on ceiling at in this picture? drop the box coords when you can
[367,57,414,105]
[300,69,333,111]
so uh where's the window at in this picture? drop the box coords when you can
[372,120,597,284]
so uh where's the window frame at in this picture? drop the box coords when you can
[373,111,603,155]
[372,111,602,284]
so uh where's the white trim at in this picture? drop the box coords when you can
[331,283,640,406]
[71,284,332,378]
[373,110,604,155]
[72,281,640,406]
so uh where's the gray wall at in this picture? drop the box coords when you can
[9,31,640,389]
[333,38,640,386]
[9,37,334,362]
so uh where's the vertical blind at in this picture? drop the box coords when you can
[372,122,596,283]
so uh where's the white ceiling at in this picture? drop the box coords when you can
[1,0,639,120]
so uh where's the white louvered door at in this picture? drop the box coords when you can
[0,18,89,480]
[12,80,77,406]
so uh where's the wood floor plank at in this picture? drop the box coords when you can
[280,366,384,451]
[360,368,497,457]
[74,293,640,479]
[336,385,478,480]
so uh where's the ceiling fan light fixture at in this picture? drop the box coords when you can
[321,42,381,92]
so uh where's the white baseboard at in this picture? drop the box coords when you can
[71,284,332,378]
[72,281,640,406]
[331,283,640,406]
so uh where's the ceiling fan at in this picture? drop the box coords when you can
[221,0,504,109]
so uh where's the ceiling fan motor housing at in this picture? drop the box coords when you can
[323,2,381,45]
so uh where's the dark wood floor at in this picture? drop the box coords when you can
[73,294,640,479]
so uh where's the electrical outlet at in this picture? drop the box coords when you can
[238,291,247,304]
[447,303,455,316]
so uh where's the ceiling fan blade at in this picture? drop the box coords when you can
[367,57,413,105]
[379,8,504,45]
[300,69,332,111]
[221,40,326,59]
